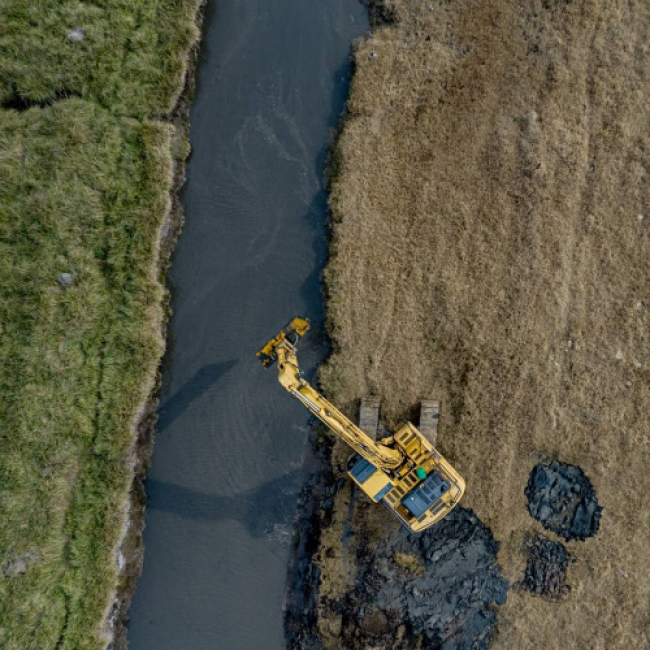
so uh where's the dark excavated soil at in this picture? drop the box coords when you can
[343,510,509,649]
[520,535,570,599]
[525,461,602,542]
[286,449,509,650]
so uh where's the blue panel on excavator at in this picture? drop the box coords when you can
[374,483,393,501]
[402,471,451,518]
[349,455,376,484]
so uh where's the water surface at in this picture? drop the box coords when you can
[128,1,368,648]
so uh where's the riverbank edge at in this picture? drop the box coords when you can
[283,2,394,645]
[286,2,511,647]
[107,3,207,647]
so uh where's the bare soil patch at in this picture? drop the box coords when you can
[520,534,570,598]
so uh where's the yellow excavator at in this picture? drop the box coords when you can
[257,318,465,534]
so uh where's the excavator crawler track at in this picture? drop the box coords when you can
[419,400,440,447]
[359,395,381,441]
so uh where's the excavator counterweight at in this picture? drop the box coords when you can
[257,318,465,534]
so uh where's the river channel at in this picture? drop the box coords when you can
[127,2,368,648]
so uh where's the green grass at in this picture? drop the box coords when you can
[0,100,170,650]
[1,1,200,119]
[0,1,201,647]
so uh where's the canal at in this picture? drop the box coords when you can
[127,1,368,648]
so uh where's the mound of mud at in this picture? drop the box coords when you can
[341,509,509,649]
[286,499,509,650]
[520,535,569,598]
[525,461,602,541]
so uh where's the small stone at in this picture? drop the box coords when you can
[638,214,644,221]
[616,350,624,360]
[625,380,632,388]
[6,559,27,576]
[59,272,73,286]
[637,301,643,309]
[67,28,85,43]
[636,361,643,369]
[369,52,378,60]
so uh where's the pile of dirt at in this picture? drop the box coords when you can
[284,437,335,650]
[520,535,569,598]
[335,509,509,650]
[526,461,602,541]
[285,447,509,650]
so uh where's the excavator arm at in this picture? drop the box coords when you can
[257,318,403,469]
[257,318,466,534]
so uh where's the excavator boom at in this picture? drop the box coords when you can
[257,318,466,534]
[257,319,400,467]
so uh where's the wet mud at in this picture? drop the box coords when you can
[285,439,509,650]
[526,461,602,542]
[519,535,570,599]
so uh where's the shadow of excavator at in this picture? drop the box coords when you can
[157,360,237,431]
[145,467,307,540]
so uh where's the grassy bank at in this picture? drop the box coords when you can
[319,0,650,647]
[0,2,201,648]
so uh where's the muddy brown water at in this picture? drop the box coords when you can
[127,1,368,649]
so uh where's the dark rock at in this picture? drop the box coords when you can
[525,460,602,541]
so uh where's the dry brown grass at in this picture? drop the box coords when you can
[321,0,650,647]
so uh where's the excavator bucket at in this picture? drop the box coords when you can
[256,317,310,368]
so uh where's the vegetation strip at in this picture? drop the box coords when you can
[0,2,202,648]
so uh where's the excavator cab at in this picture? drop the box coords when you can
[347,454,395,502]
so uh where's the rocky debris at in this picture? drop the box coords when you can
[286,488,509,650]
[525,461,602,541]
[59,272,74,286]
[67,28,85,43]
[520,535,569,598]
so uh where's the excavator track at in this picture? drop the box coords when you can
[419,400,440,447]
[359,395,381,441]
